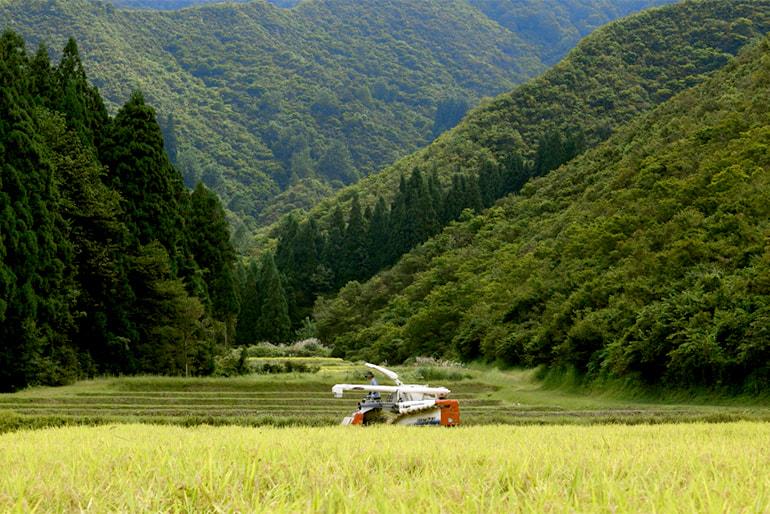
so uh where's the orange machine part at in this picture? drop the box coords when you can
[436,399,459,426]
[351,412,364,425]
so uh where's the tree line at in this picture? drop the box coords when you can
[0,30,238,392]
[266,128,585,331]
[1,27,580,391]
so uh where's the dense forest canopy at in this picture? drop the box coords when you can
[312,7,770,392]
[0,31,239,392]
[104,0,302,8]
[1,0,675,239]
[272,0,770,342]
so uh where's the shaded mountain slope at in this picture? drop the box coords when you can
[3,0,539,229]
[3,0,678,232]
[279,0,770,271]
[313,6,770,390]
[468,0,675,65]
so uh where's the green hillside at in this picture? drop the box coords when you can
[1,0,540,230]
[2,0,676,235]
[319,0,770,212]
[107,0,301,8]
[468,0,675,65]
[313,4,770,391]
[271,0,770,335]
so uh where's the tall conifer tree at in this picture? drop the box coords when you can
[100,90,187,268]
[55,38,108,151]
[188,182,239,340]
[257,251,291,344]
[235,259,261,346]
[342,192,368,284]
[0,30,78,391]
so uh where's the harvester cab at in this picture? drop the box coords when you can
[332,363,459,426]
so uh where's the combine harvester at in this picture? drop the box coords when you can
[332,363,459,426]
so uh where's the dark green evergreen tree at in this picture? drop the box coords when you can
[39,108,135,375]
[55,38,109,151]
[188,182,239,341]
[99,91,213,371]
[385,174,408,266]
[29,42,55,107]
[235,259,261,346]
[427,167,444,220]
[100,90,187,269]
[388,167,440,260]
[275,212,300,278]
[342,192,368,283]
[129,242,204,374]
[324,205,347,289]
[292,216,324,320]
[478,158,502,208]
[500,151,531,196]
[442,174,464,224]
[0,30,78,391]
[366,196,389,274]
[256,251,291,344]
[408,166,441,241]
[533,129,586,178]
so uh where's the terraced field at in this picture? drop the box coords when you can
[2,364,769,433]
[0,377,505,431]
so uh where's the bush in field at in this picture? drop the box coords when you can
[212,347,250,377]
[245,339,331,358]
[415,366,467,382]
[252,361,320,374]
[408,356,468,381]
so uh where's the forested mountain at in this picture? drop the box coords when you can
[2,0,535,234]
[7,0,770,394]
[468,0,677,65]
[270,0,770,338]
[2,0,673,236]
[312,6,770,391]
[0,31,238,392]
[104,0,301,8]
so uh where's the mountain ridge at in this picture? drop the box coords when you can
[310,1,770,390]
[2,0,675,234]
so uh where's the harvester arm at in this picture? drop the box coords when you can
[331,383,450,398]
[332,384,401,398]
[365,363,403,386]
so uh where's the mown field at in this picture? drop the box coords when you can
[2,422,769,512]
[2,362,770,433]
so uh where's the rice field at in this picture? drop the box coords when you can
[3,366,770,512]
[1,422,768,513]
[2,364,770,433]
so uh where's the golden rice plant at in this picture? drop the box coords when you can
[1,422,769,512]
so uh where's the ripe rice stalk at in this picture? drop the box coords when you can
[1,422,769,512]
